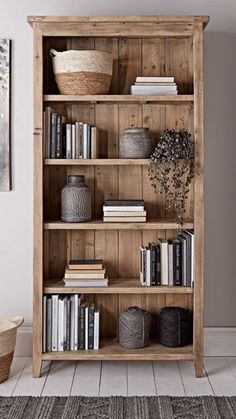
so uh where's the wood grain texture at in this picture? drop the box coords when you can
[44,94,194,103]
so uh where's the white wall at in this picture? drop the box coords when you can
[0,0,236,327]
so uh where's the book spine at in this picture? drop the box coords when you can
[58,297,64,352]
[66,298,71,351]
[91,127,99,158]
[46,297,52,352]
[87,125,91,159]
[62,123,66,158]
[160,243,168,286]
[173,242,182,286]
[168,243,174,286]
[79,122,84,158]
[79,306,85,349]
[140,246,144,285]
[63,297,67,350]
[71,124,76,159]
[146,246,151,286]
[143,248,147,286]
[83,123,88,158]
[43,295,47,353]
[94,310,100,350]
[74,294,79,351]
[51,295,58,352]
[46,107,51,159]
[150,244,157,286]
[56,114,62,158]
[75,122,80,159]
[51,112,57,159]
[85,306,89,350]
[88,306,94,349]
[70,295,75,351]
[66,124,72,159]
[156,244,161,285]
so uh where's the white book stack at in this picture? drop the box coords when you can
[103,200,146,222]
[130,76,178,95]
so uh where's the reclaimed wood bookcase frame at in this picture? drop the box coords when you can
[28,15,208,378]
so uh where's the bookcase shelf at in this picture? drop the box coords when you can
[29,14,207,378]
[43,219,194,230]
[44,278,194,294]
[44,158,149,166]
[44,94,194,104]
[42,339,194,361]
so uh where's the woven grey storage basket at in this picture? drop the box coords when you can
[119,306,150,349]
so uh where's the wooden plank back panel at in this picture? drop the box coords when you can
[165,37,193,94]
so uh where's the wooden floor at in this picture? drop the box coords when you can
[1,357,236,397]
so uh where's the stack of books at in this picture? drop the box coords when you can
[103,200,146,222]
[140,230,194,287]
[130,76,178,95]
[63,259,108,287]
[43,107,99,159]
[43,294,100,352]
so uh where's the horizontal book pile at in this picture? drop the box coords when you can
[140,230,194,287]
[43,107,99,159]
[43,294,100,352]
[131,76,178,95]
[103,200,146,222]
[63,259,108,287]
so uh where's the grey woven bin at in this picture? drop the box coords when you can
[158,306,192,348]
[119,306,150,349]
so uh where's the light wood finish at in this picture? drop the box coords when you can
[29,15,207,377]
[44,94,194,103]
[42,339,194,361]
[44,278,194,294]
[33,23,43,379]
[193,22,204,378]
[44,219,194,231]
[44,158,149,166]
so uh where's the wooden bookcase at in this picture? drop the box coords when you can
[28,15,208,378]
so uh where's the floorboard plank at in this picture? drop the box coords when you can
[42,361,76,396]
[127,361,156,396]
[71,361,101,396]
[99,361,127,396]
[12,358,50,396]
[153,361,185,396]
[204,357,236,396]
[0,357,28,396]
[179,360,213,396]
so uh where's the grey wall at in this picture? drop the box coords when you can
[0,0,235,326]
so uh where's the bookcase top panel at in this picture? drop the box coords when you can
[27,15,209,27]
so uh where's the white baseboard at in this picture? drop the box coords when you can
[15,326,236,357]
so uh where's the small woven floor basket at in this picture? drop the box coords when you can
[158,307,192,348]
[119,306,150,349]
[50,49,113,95]
[0,316,24,383]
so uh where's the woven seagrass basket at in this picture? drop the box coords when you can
[50,49,113,95]
[0,316,24,383]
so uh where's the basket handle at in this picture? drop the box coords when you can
[8,316,24,329]
[50,49,60,58]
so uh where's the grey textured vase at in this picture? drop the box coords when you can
[119,127,153,158]
[61,175,91,222]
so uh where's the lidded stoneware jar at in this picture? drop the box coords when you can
[61,175,91,222]
[119,127,153,158]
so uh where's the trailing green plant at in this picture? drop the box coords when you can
[149,129,196,223]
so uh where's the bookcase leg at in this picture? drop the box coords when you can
[33,356,42,378]
[194,356,204,378]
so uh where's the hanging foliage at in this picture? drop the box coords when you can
[149,129,196,223]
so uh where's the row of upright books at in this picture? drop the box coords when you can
[131,76,178,95]
[43,294,100,352]
[103,200,146,222]
[140,230,194,287]
[43,107,99,159]
[63,259,108,287]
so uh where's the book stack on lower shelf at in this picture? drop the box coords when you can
[43,107,99,159]
[103,200,146,222]
[63,259,108,287]
[130,76,178,95]
[140,230,194,287]
[43,294,100,352]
